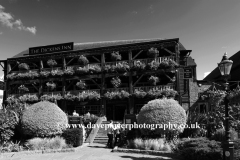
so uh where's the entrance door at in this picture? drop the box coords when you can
[113,105,126,121]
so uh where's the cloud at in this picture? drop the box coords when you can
[130,11,138,15]
[0,5,36,34]
[204,72,210,78]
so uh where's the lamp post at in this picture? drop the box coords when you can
[217,52,234,160]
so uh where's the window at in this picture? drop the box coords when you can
[198,103,208,113]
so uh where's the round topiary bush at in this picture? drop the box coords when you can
[137,98,187,138]
[21,101,68,137]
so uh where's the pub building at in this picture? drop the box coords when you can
[0,38,195,121]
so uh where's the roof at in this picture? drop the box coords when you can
[12,38,186,58]
[204,50,240,81]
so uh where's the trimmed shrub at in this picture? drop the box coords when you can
[137,98,186,138]
[62,128,83,147]
[26,136,67,150]
[21,101,68,137]
[0,109,18,144]
[175,137,222,160]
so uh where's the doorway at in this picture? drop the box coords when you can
[113,105,126,121]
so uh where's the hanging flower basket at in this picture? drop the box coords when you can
[18,63,29,70]
[111,77,121,88]
[47,59,57,68]
[111,51,121,61]
[46,82,56,90]
[18,85,29,92]
[148,76,160,86]
[76,80,86,89]
[147,47,159,58]
[78,55,89,65]
[131,60,146,71]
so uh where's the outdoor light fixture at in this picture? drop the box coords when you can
[218,52,233,79]
[217,52,234,160]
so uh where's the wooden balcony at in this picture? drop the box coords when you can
[8,93,39,98]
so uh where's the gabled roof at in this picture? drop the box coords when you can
[204,50,240,81]
[12,38,186,58]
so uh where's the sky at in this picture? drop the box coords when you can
[1,0,240,81]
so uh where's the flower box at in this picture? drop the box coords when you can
[40,94,62,102]
[50,69,64,77]
[74,67,89,75]
[133,89,147,98]
[40,70,51,78]
[64,68,75,76]
[88,65,101,74]
[115,61,130,73]
[104,90,130,100]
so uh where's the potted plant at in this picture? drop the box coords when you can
[78,55,89,65]
[18,85,29,92]
[148,76,159,85]
[111,77,121,88]
[47,59,57,68]
[147,47,159,58]
[76,80,86,89]
[46,82,56,90]
[18,63,29,70]
[111,51,121,61]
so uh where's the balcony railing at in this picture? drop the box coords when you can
[106,87,129,93]
[133,84,174,92]
[66,63,101,70]
[132,56,175,66]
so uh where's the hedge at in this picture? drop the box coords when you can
[137,98,186,137]
[62,128,83,147]
[21,101,68,137]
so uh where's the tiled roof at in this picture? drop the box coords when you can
[12,38,186,58]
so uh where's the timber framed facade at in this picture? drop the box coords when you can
[1,38,193,121]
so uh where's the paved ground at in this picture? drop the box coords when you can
[0,143,176,160]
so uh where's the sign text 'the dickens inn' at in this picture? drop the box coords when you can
[29,42,74,55]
